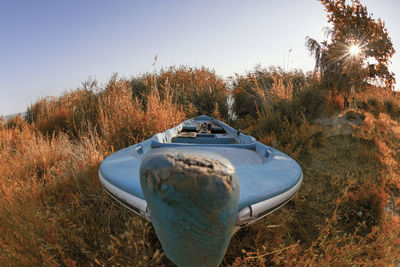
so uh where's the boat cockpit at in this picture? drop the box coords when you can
[172,122,238,145]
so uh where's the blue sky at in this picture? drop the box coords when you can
[0,0,399,116]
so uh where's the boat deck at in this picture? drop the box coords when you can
[99,115,303,226]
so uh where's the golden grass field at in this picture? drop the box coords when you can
[1,67,399,266]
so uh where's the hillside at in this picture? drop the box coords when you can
[0,67,399,266]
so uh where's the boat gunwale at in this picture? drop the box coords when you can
[99,169,150,221]
[99,168,303,227]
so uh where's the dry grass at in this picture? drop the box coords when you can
[131,66,230,120]
[98,77,185,150]
[0,76,185,266]
[355,86,400,119]
[1,71,399,266]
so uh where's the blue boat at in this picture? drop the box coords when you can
[99,115,303,266]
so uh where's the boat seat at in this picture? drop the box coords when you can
[211,126,225,133]
[182,126,197,132]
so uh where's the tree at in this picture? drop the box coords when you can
[305,36,325,75]
[307,0,396,92]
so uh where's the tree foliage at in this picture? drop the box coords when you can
[307,0,396,92]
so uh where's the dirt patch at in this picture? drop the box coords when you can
[316,110,365,137]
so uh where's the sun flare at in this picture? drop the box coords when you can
[349,44,361,56]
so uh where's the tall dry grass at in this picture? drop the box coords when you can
[231,66,318,119]
[26,88,99,138]
[1,67,400,266]
[1,75,186,266]
[98,77,185,150]
[355,86,400,120]
[131,66,230,120]
[0,123,168,266]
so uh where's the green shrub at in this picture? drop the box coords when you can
[294,85,327,120]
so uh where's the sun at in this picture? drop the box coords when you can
[349,44,361,56]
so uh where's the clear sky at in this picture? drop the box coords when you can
[0,0,399,116]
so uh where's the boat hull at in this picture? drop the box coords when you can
[98,115,303,265]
